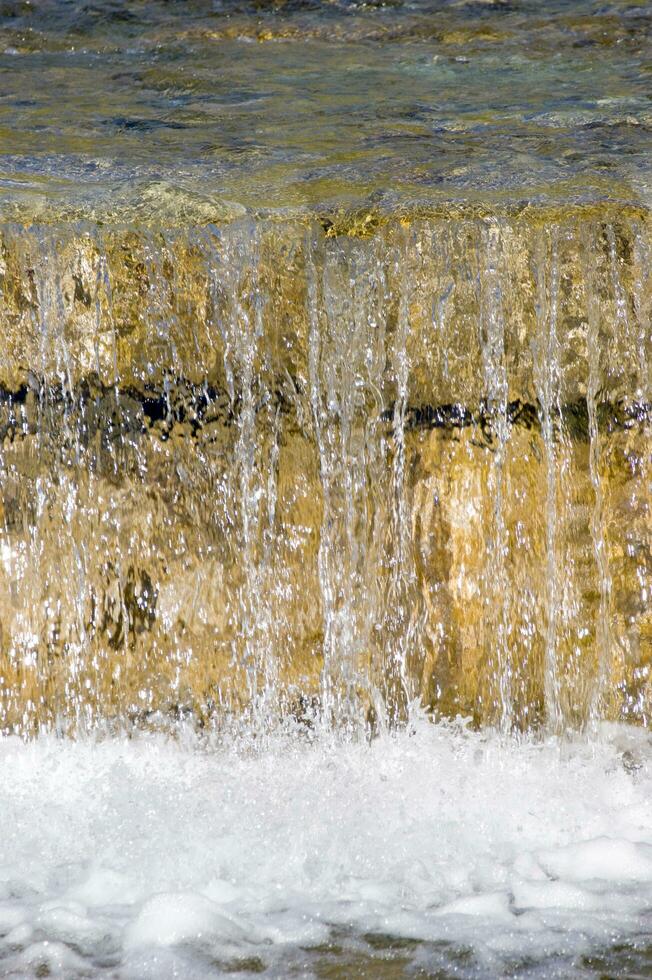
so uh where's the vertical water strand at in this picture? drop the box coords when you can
[19,229,48,731]
[631,222,651,404]
[392,232,409,575]
[251,230,278,722]
[320,234,359,727]
[337,245,356,713]
[0,228,17,731]
[142,231,181,385]
[230,224,269,719]
[306,227,336,725]
[223,227,254,705]
[237,224,259,715]
[92,230,116,433]
[386,226,413,723]
[365,233,392,725]
[210,226,250,713]
[350,238,379,722]
[307,228,381,729]
[263,397,281,712]
[432,224,454,391]
[35,230,88,729]
[55,232,89,730]
[228,227,252,710]
[68,233,102,730]
[91,233,114,711]
[341,238,384,728]
[532,224,562,733]
[479,220,511,731]
[80,232,105,721]
[25,230,50,728]
[91,229,133,720]
[629,221,652,724]
[200,226,235,721]
[584,225,614,728]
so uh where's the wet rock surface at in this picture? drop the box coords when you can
[0,0,649,734]
[0,212,648,734]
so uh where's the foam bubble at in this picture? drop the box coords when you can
[124,892,247,949]
[0,719,650,976]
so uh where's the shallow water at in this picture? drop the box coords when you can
[0,0,650,223]
[1,719,652,978]
[0,2,651,976]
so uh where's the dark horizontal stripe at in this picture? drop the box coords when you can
[0,378,648,451]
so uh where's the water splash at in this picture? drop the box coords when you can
[0,211,649,735]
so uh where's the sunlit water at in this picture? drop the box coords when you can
[0,0,650,222]
[0,214,648,734]
[1,718,652,979]
[0,1,651,977]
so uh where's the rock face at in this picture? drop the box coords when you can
[0,208,649,734]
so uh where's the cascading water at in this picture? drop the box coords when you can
[1,1,651,975]
[0,212,649,736]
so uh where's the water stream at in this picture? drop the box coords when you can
[0,1,650,976]
[0,214,648,737]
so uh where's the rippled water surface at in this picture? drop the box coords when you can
[0,3,651,978]
[0,0,650,222]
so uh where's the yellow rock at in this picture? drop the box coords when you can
[0,209,649,733]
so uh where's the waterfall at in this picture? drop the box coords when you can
[0,210,649,736]
[533,225,562,733]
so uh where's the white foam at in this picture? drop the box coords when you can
[536,837,652,883]
[124,892,247,949]
[0,716,650,977]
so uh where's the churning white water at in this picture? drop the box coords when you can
[1,715,651,978]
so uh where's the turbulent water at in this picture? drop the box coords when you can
[1,720,652,979]
[0,0,650,977]
[0,213,648,735]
